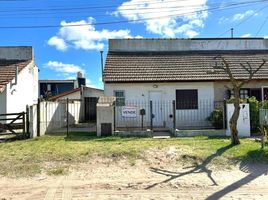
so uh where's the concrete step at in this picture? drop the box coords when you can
[153,131,171,139]
[153,135,171,139]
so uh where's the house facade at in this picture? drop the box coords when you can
[0,46,38,114]
[103,38,268,129]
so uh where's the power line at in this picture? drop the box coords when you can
[0,0,266,14]
[0,3,255,29]
[1,2,263,20]
[0,0,267,29]
[256,15,268,35]
[217,4,268,37]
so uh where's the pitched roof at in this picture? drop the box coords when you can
[0,59,32,93]
[103,51,268,83]
[48,88,81,101]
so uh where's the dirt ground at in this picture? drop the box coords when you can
[0,148,268,200]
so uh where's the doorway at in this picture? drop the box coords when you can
[84,97,98,122]
[149,91,163,127]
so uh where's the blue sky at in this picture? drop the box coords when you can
[0,0,268,89]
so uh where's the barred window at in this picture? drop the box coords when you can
[229,88,249,99]
[176,89,198,109]
[114,90,125,106]
[240,89,249,99]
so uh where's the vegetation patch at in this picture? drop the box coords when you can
[0,132,267,177]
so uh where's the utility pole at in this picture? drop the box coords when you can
[231,28,234,38]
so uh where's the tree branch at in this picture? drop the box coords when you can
[239,59,266,88]
[215,56,237,87]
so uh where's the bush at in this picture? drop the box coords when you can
[260,101,268,109]
[207,108,223,129]
[247,97,259,132]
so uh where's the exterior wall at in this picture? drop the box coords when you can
[0,89,7,114]
[83,87,104,98]
[105,82,215,130]
[104,82,214,101]
[0,46,33,60]
[6,61,38,113]
[109,38,268,52]
[57,91,81,100]
[214,80,268,101]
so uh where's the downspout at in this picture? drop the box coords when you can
[12,66,18,86]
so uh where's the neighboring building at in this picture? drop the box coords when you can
[39,72,86,99]
[103,38,268,129]
[48,86,104,122]
[39,79,76,98]
[0,46,38,114]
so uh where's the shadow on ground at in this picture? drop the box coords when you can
[206,149,268,200]
[146,144,234,189]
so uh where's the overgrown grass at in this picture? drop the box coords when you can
[0,132,267,177]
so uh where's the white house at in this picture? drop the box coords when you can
[103,38,268,130]
[0,46,38,114]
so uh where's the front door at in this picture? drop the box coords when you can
[149,91,163,127]
[84,97,98,122]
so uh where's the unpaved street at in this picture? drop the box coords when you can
[0,158,268,200]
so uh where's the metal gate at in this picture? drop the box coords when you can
[115,100,175,130]
[84,97,98,122]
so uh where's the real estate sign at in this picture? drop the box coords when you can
[122,106,137,118]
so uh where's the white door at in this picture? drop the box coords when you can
[149,91,163,127]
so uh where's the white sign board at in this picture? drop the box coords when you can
[122,106,137,118]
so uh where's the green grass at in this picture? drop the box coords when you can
[0,132,267,177]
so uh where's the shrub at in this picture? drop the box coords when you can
[247,97,259,132]
[260,100,268,109]
[207,108,223,129]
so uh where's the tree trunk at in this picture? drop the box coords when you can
[229,87,241,145]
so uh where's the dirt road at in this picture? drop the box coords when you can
[0,158,268,200]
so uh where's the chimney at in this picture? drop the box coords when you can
[77,71,86,88]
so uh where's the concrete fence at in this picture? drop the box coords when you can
[29,100,81,137]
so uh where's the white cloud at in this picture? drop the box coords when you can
[115,0,208,38]
[241,33,251,38]
[219,10,256,24]
[44,61,85,77]
[47,36,68,51]
[48,17,133,51]
[232,10,255,22]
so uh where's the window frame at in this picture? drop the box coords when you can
[114,90,125,106]
[239,88,249,99]
[176,89,198,110]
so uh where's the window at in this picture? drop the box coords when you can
[228,88,250,99]
[114,90,125,106]
[240,89,249,99]
[250,88,261,101]
[176,89,198,109]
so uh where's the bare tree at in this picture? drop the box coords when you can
[213,56,266,145]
